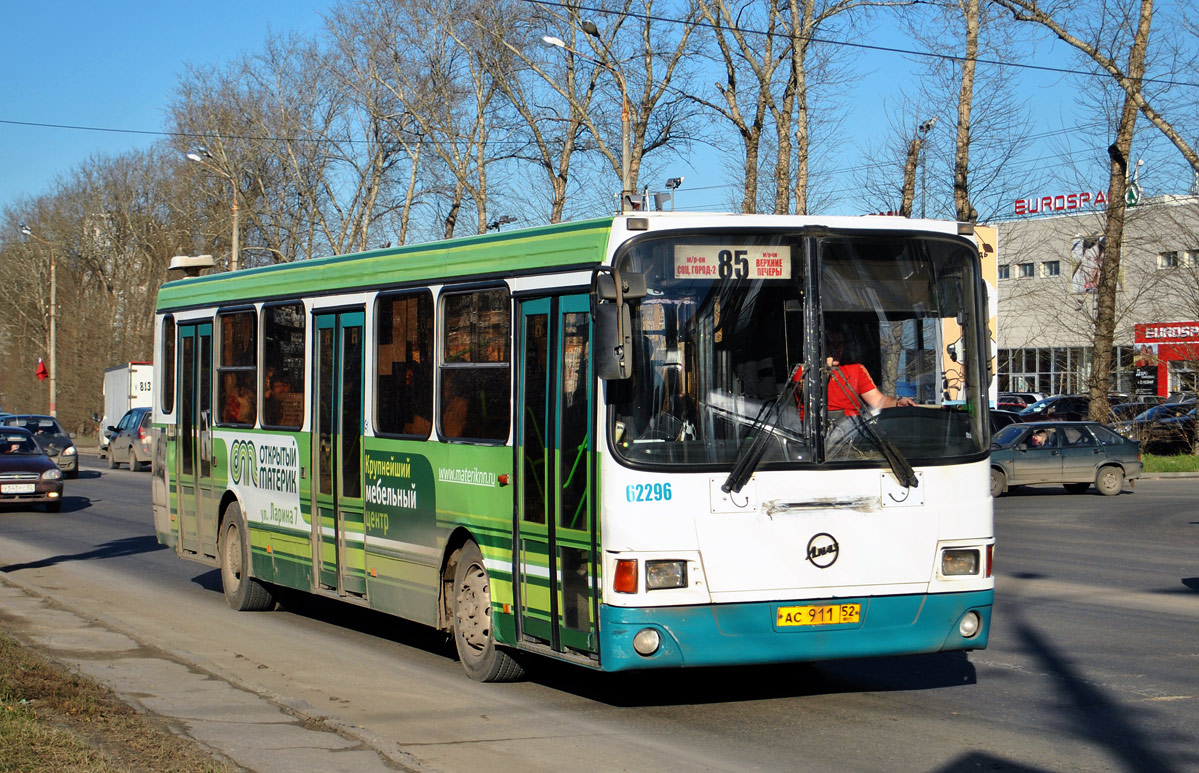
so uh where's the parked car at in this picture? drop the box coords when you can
[1107,401,1151,425]
[1018,394,1091,422]
[107,407,152,471]
[999,392,1044,406]
[1140,406,1197,454]
[989,420,1142,498]
[0,426,64,512]
[1111,402,1195,443]
[990,409,1024,434]
[0,414,78,478]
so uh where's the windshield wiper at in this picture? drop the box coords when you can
[827,365,919,489]
[722,365,803,494]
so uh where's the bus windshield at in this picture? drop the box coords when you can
[607,229,988,469]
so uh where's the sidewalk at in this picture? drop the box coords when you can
[0,572,423,773]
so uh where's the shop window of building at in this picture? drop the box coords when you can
[1018,262,1035,278]
[998,264,1011,280]
[1042,260,1060,277]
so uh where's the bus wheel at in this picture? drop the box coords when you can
[1095,466,1124,497]
[989,468,1006,498]
[452,542,525,682]
[220,503,275,611]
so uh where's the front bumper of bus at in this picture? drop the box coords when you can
[597,590,992,672]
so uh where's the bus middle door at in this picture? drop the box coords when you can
[312,310,367,597]
[516,295,597,656]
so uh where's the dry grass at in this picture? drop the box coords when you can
[0,631,237,772]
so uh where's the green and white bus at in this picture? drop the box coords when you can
[151,213,994,681]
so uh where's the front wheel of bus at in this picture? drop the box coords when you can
[452,542,525,682]
[220,503,275,612]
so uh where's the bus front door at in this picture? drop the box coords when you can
[176,321,216,559]
[516,295,597,656]
[312,310,367,597]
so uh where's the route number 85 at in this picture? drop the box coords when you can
[718,249,749,279]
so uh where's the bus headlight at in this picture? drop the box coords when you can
[941,549,980,576]
[645,560,687,590]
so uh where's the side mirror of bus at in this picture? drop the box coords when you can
[594,303,633,380]
[591,268,645,381]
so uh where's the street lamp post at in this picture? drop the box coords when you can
[542,22,633,211]
[918,116,938,219]
[187,147,240,272]
[18,222,56,417]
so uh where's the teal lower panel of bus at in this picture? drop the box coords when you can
[597,590,993,672]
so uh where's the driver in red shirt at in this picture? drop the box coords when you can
[825,330,915,417]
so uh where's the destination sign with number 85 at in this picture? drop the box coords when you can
[673,245,792,280]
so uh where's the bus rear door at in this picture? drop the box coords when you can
[176,321,217,559]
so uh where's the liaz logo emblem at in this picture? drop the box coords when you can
[229,439,259,487]
[806,533,839,568]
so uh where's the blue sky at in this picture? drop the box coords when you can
[0,1,327,207]
[1,2,1189,221]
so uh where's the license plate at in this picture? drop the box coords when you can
[1,483,36,494]
[777,603,861,627]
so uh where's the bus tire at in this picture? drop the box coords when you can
[220,503,275,611]
[1095,466,1124,497]
[451,541,525,682]
[989,468,1006,498]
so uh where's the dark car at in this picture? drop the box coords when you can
[989,420,1142,498]
[0,427,65,512]
[1141,406,1197,454]
[990,409,1024,434]
[1018,394,1090,422]
[999,391,1045,406]
[107,407,152,471]
[1107,401,1152,424]
[1110,402,1194,443]
[0,414,78,478]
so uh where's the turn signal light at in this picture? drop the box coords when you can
[614,559,638,593]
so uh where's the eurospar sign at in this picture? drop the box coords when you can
[1137,322,1199,343]
[1014,190,1108,216]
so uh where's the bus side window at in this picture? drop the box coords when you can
[439,288,510,442]
[217,310,257,426]
[375,291,433,438]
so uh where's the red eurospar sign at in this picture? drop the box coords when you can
[1014,190,1108,215]
[1136,322,1199,343]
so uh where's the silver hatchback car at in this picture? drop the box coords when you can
[990,421,1142,498]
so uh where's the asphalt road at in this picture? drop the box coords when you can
[1,456,1196,772]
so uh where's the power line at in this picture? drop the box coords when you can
[523,0,1199,89]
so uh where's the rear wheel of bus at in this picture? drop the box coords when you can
[451,541,525,682]
[220,502,275,611]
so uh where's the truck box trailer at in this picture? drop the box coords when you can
[98,363,153,458]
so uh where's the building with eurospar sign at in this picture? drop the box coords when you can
[992,194,1199,398]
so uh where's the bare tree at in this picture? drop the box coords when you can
[992,0,1199,420]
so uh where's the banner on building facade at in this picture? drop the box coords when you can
[1069,236,1103,293]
